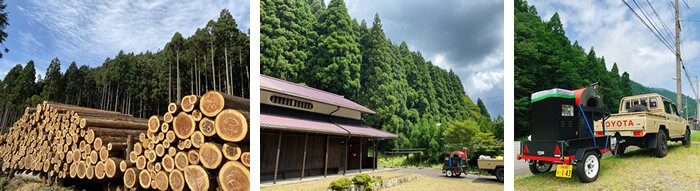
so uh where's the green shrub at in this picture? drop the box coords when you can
[329,178,352,190]
[352,174,372,185]
[370,176,384,184]
[0,178,7,190]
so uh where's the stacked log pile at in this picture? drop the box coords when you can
[0,91,250,191]
[0,101,146,181]
[123,91,250,191]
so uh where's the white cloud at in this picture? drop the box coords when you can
[21,0,249,65]
[471,70,504,93]
[531,0,700,96]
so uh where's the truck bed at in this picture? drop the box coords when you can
[477,158,503,170]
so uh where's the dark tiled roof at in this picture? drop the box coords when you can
[260,113,397,139]
[261,75,375,114]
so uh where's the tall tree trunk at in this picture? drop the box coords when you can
[225,46,230,95]
[211,40,216,92]
[1,107,8,132]
[239,47,244,97]
[168,61,172,104]
[115,84,120,112]
[191,58,194,95]
[176,49,182,104]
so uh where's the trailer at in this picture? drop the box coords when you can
[516,83,612,183]
[442,151,467,177]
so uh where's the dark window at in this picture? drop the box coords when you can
[650,98,657,108]
[270,96,313,110]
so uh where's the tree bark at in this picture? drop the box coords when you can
[176,48,182,104]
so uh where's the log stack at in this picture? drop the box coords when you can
[0,91,250,191]
[0,101,146,181]
[124,91,250,191]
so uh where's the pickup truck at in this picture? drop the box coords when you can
[477,157,504,182]
[594,93,692,157]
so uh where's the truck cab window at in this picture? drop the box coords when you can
[640,99,648,107]
[664,101,672,114]
[649,98,657,108]
[624,101,630,111]
[671,104,679,116]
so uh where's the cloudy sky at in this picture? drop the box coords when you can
[530,0,700,99]
[1,0,249,78]
[347,0,505,117]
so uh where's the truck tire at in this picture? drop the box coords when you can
[629,104,649,112]
[576,151,600,183]
[614,144,626,156]
[654,132,668,158]
[455,171,461,177]
[682,129,691,146]
[495,167,504,182]
[528,161,552,174]
[446,170,453,177]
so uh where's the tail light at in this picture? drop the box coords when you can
[595,132,604,136]
[563,156,570,164]
[633,131,644,136]
[553,145,561,156]
[523,144,529,154]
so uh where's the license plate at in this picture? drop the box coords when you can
[555,164,572,178]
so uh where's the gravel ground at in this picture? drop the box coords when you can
[395,168,502,184]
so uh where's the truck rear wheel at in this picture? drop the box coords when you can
[576,151,599,183]
[614,144,626,156]
[495,167,504,182]
[528,161,552,174]
[682,129,691,146]
[654,132,668,158]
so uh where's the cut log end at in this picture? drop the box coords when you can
[199,118,216,137]
[124,168,139,188]
[139,170,152,189]
[241,152,250,167]
[214,109,248,142]
[173,113,196,139]
[184,165,211,191]
[222,142,242,161]
[218,161,250,191]
[154,171,169,191]
[174,152,188,171]
[191,131,204,148]
[199,142,222,169]
[149,115,161,133]
[188,150,200,165]
[169,169,185,191]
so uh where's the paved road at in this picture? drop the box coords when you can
[396,168,503,184]
[513,141,641,177]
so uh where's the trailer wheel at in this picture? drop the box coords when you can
[446,170,454,177]
[576,151,599,183]
[654,132,668,158]
[455,171,461,177]
[495,167,504,182]
[528,161,552,174]
[682,129,691,146]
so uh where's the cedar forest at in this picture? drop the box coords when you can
[261,0,504,163]
[0,8,250,137]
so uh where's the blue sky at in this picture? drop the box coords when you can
[1,0,249,79]
[530,0,700,99]
[347,0,505,117]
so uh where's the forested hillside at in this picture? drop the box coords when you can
[262,0,503,162]
[630,81,698,116]
[514,0,634,138]
[0,9,249,134]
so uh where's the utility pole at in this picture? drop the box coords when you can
[675,0,682,114]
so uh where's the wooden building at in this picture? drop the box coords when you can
[260,75,397,183]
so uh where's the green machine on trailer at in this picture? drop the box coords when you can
[516,83,612,183]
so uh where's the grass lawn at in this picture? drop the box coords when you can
[261,171,410,191]
[515,144,699,190]
[692,131,700,142]
[384,175,503,191]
